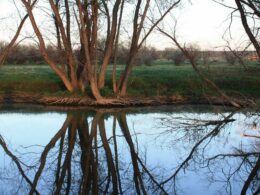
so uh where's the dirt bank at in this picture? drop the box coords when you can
[0,92,257,108]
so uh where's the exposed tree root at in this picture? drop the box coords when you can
[0,92,257,108]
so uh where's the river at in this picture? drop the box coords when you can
[0,105,259,195]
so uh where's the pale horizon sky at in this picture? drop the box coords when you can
[0,0,253,51]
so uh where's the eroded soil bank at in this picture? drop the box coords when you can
[0,92,257,108]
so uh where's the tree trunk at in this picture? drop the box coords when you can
[98,0,122,89]
[158,29,241,108]
[118,68,130,96]
[89,76,103,101]
[118,54,137,96]
[235,0,260,60]
[21,0,74,93]
[0,0,38,65]
[112,0,125,93]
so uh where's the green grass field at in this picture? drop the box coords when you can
[0,62,259,98]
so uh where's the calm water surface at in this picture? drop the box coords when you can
[0,105,259,195]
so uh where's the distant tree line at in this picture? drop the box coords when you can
[0,41,158,66]
[1,41,255,66]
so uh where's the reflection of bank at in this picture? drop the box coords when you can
[236,116,260,138]
[0,110,259,195]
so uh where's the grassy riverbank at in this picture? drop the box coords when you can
[0,62,259,99]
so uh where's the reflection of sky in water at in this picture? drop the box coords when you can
[0,108,259,195]
[0,113,66,147]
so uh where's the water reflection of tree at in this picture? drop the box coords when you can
[0,111,168,194]
[0,110,259,194]
[157,111,259,195]
[0,135,40,195]
[205,143,260,195]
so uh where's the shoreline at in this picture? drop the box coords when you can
[0,92,257,108]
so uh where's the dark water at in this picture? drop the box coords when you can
[0,105,259,195]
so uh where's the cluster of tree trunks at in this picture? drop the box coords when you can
[17,0,180,102]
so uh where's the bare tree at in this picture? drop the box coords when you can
[0,0,38,65]
[223,39,251,70]
[214,0,260,60]
[224,50,237,65]
[19,0,181,101]
[20,0,119,100]
[201,50,212,68]
[157,20,241,107]
[171,49,186,65]
[135,46,158,66]
[235,0,260,59]
[97,0,122,89]
[116,0,181,96]
[112,0,125,93]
